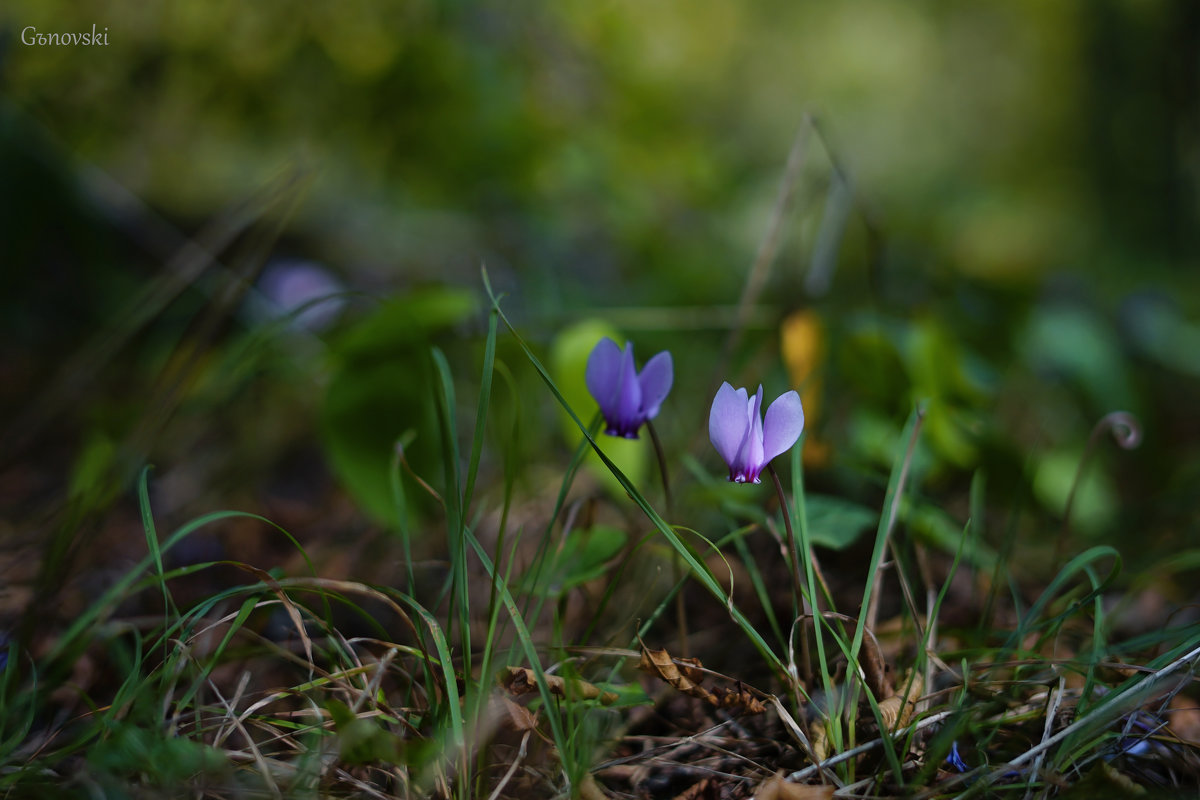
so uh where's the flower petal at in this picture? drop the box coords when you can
[708,382,749,467]
[636,351,673,421]
[761,390,805,465]
[612,342,643,435]
[733,385,765,480]
[585,337,623,417]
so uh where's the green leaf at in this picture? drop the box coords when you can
[1020,304,1138,415]
[804,494,877,550]
[320,288,476,522]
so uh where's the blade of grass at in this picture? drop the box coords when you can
[483,268,785,676]
[431,347,470,686]
[466,535,568,765]
[842,403,926,785]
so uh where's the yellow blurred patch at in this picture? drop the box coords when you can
[780,309,830,468]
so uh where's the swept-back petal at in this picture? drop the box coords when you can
[637,351,673,420]
[709,382,749,467]
[731,386,764,479]
[611,342,642,435]
[748,385,766,469]
[585,337,623,416]
[761,390,805,464]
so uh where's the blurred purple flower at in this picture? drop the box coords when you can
[256,260,345,332]
[708,382,804,483]
[585,338,673,438]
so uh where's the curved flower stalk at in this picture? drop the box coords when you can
[709,382,805,483]
[585,338,673,439]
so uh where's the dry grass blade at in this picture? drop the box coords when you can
[1025,675,1066,800]
[716,114,813,384]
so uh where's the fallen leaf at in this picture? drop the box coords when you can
[712,683,768,715]
[637,644,718,705]
[499,666,618,705]
[674,778,715,799]
[756,771,834,799]
[497,694,538,732]
[858,627,892,703]
[876,670,923,730]
[810,719,829,763]
[578,774,611,800]
[637,643,768,714]
[1168,694,1200,742]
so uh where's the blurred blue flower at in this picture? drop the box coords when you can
[254,259,346,332]
[947,740,969,772]
[708,382,804,483]
[585,338,673,438]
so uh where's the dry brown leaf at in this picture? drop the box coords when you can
[1167,694,1200,743]
[712,683,768,715]
[756,771,834,800]
[637,643,766,713]
[810,718,830,763]
[876,670,924,730]
[577,774,611,800]
[499,666,618,705]
[637,644,718,704]
[674,778,715,799]
[497,694,539,732]
[858,627,892,702]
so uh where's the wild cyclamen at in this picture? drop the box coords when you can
[585,338,673,439]
[709,382,805,483]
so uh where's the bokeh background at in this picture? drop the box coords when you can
[2,1,1199,626]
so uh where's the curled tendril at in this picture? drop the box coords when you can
[1096,410,1142,450]
[1059,410,1144,553]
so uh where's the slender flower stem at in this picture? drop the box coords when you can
[646,420,673,514]
[768,463,802,607]
[769,462,810,689]
[647,419,687,655]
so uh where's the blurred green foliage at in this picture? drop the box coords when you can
[320,287,476,522]
[2,0,1199,572]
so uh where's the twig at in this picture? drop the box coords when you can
[716,115,813,386]
[1028,675,1066,800]
[780,710,956,786]
[488,730,530,800]
[955,641,1200,799]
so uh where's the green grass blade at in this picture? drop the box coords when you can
[483,268,784,675]
[463,307,497,512]
[431,346,471,681]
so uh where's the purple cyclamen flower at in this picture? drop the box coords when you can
[585,338,673,439]
[708,382,805,483]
